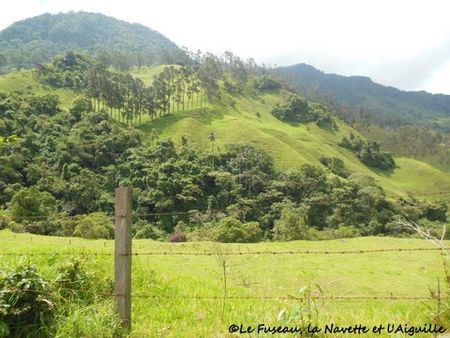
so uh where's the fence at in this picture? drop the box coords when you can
[0,186,449,332]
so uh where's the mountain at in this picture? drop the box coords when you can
[0,12,190,71]
[277,63,450,132]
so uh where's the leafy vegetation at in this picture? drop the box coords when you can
[271,94,336,130]
[0,87,447,241]
[0,50,448,241]
[339,133,395,170]
[278,63,450,132]
[38,52,210,125]
[0,258,118,337]
[355,123,450,173]
[0,12,189,72]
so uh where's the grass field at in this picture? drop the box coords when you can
[1,230,448,337]
[0,69,78,110]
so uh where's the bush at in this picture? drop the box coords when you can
[7,221,25,233]
[272,95,313,123]
[254,76,282,91]
[73,212,113,239]
[339,134,395,170]
[0,265,54,337]
[169,232,187,242]
[214,217,263,243]
[0,210,10,230]
[133,220,167,240]
[273,207,311,241]
[8,187,56,222]
[422,202,448,222]
[319,156,349,178]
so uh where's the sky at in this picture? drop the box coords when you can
[0,0,449,94]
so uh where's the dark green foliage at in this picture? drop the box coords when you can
[339,133,395,170]
[8,187,56,221]
[0,12,190,71]
[422,202,448,222]
[272,95,313,122]
[355,124,450,173]
[319,156,349,178]
[0,90,443,241]
[0,265,53,337]
[0,260,116,337]
[214,217,262,243]
[278,63,450,132]
[253,76,282,91]
[271,95,337,129]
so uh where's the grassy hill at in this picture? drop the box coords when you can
[0,229,446,337]
[130,67,450,201]
[1,66,449,202]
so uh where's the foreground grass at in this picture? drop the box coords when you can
[0,230,448,337]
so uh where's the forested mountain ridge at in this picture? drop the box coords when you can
[0,12,190,71]
[277,63,450,132]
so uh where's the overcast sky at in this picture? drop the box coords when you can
[1,0,449,94]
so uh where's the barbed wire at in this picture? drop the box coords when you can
[0,247,445,257]
[4,288,446,302]
[6,190,448,222]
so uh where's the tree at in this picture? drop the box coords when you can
[214,217,262,243]
[0,53,6,68]
[9,187,56,221]
[273,206,311,241]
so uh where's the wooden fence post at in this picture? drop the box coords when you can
[115,186,132,330]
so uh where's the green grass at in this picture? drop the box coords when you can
[0,230,447,337]
[0,69,78,110]
[130,65,179,86]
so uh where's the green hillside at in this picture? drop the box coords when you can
[131,67,450,201]
[0,69,77,109]
[1,65,449,202]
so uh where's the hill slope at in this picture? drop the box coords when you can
[0,64,449,202]
[277,63,450,132]
[130,67,450,201]
[0,12,189,71]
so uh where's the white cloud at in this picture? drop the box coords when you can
[0,0,449,93]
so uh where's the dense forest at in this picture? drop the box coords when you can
[0,12,190,72]
[277,63,450,132]
[0,88,447,242]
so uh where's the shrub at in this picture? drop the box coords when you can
[169,232,187,242]
[319,156,349,178]
[8,187,56,222]
[73,212,113,239]
[214,217,263,243]
[254,76,282,91]
[272,95,314,123]
[273,207,311,241]
[0,265,54,337]
[133,220,166,240]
